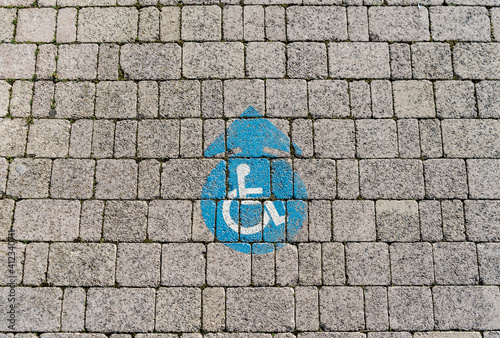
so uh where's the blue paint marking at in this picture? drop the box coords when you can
[200,106,308,254]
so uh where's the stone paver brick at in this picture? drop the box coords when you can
[0,242,25,285]
[16,9,56,43]
[80,200,104,241]
[467,159,500,199]
[477,243,500,284]
[91,120,114,158]
[419,200,443,242]
[86,288,155,333]
[390,43,412,79]
[149,200,192,241]
[226,288,294,332]
[477,81,500,118]
[183,6,221,41]
[332,200,375,241]
[442,119,500,158]
[36,44,57,80]
[156,288,201,332]
[350,81,371,118]
[388,287,434,331]
[57,44,98,80]
[493,8,500,41]
[414,334,481,338]
[203,288,225,332]
[114,120,137,158]
[308,200,331,242]
[435,81,477,118]
[433,286,500,330]
[0,44,36,79]
[276,244,298,286]
[207,243,251,286]
[322,242,345,285]
[138,160,161,200]
[365,287,389,331]
[346,242,390,285]
[160,7,180,41]
[50,159,95,199]
[55,82,95,118]
[376,200,420,242]
[308,80,349,118]
[296,286,319,331]
[412,43,453,79]
[224,79,264,117]
[31,81,54,118]
[162,243,206,286]
[160,80,200,117]
[96,81,137,118]
[244,6,265,41]
[0,199,14,241]
[265,6,285,40]
[434,242,479,285]
[393,81,435,118]
[22,242,49,286]
[336,159,359,199]
[347,6,369,41]
[454,43,500,80]
[314,119,355,158]
[61,288,86,332]
[222,6,242,41]
[420,119,443,158]
[14,199,80,241]
[390,243,434,285]
[424,159,468,199]
[0,287,62,332]
[441,200,466,241]
[10,81,33,117]
[252,249,275,286]
[266,79,308,117]
[139,7,160,41]
[246,42,286,79]
[0,158,6,196]
[116,243,160,287]
[371,80,394,118]
[97,44,119,81]
[56,7,77,43]
[161,159,218,199]
[360,159,425,199]
[430,7,491,42]
[201,80,223,117]
[329,43,390,79]
[183,42,244,78]
[121,44,181,80]
[298,243,322,285]
[287,43,328,79]
[103,201,147,242]
[294,159,336,199]
[95,159,137,200]
[319,287,365,331]
[138,81,159,118]
[287,6,347,41]
[0,9,16,42]
[398,119,420,158]
[356,119,398,158]
[48,243,116,286]
[138,119,179,158]
[7,158,51,198]
[368,7,429,41]
[78,7,138,42]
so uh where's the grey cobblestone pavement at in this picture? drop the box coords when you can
[0,0,500,336]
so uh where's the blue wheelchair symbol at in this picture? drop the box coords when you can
[200,106,308,254]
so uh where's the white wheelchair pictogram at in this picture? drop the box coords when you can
[222,164,286,235]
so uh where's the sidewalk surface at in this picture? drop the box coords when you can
[0,0,499,337]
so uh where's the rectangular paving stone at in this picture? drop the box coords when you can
[294,159,336,199]
[87,288,155,332]
[276,244,298,286]
[365,287,389,331]
[477,243,500,284]
[138,81,159,118]
[266,79,307,117]
[356,119,397,158]
[7,158,51,198]
[14,199,80,241]
[393,80,435,118]
[203,288,225,332]
[0,242,25,285]
[433,286,500,330]
[430,7,490,42]
[336,159,359,199]
[330,42,390,78]
[322,242,345,285]
[139,6,160,41]
[412,43,453,79]
[61,288,86,332]
[390,243,433,285]
[296,286,319,331]
[162,243,206,286]
[465,200,500,242]
[319,287,364,331]
[360,159,425,199]
[435,81,477,118]
[182,6,221,41]
[397,119,420,158]
[0,44,36,79]
[32,81,54,117]
[149,200,192,241]
[202,80,223,117]
[226,288,294,332]
[161,159,218,199]
[55,82,95,118]
[57,44,98,80]
[419,200,443,242]
[137,119,179,158]
[121,44,181,80]
[160,7,180,41]
[346,242,390,285]
[419,119,443,158]
[348,6,369,41]
[252,249,275,286]
[138,159,161,200]
[300,334,365,338]
[95,81,137,118]
[68,120,93,154]
[442,200,466,241]
[224,79,265,117]
[287,6,347,41]
[56,7,77,43]
[371,80,393,118]
[477,81,500,118]
[390,43,412,79]
[332,200,375,241]
[36,44,57,80]
[95,159,137,199]
[97,44,119,80]
[287,43,328,79]
[350,80,371,118]
[116,243,161,287]
[467,159,500,199]
[16,8,56,42]
[48,243,116,286]
[183,42,244,78]
[314,119,355,158]
[0,8,16,42]
[454,43,500,79]
[265,6,285,41]
[160,80,200,117]
[369,6,429,41]
[103,201,147,242]
[156,288,201,332]
[207,243,251,286]
[80,200,104,241]
[298,243,322,286]
[414,334,481,338]
[244,6,265,41]
[0,199,14,241]
[10,81,33,117]
[377,200,420,242]
[51,159,95,199]
[388,287,434,331]
[0,287,62,332]
[434,242,479,285]
[442,119,500,158]
[0,158,6,196]
[308,80,349,117]
[424,159,467,199]
[78,7,138,42]
[308,200,331,242]
[114,120,137,158]
[223,6,243,41]
[23,242,49,286]
[91,120,114,158]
